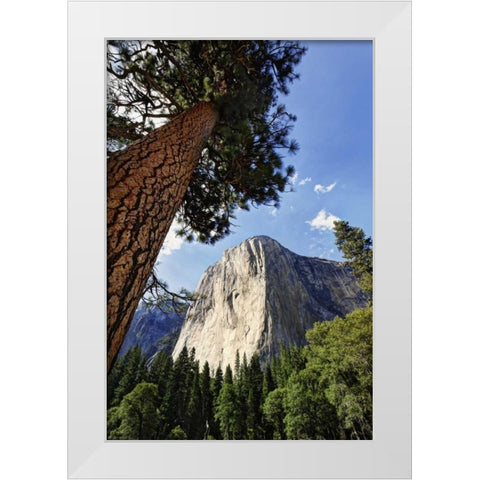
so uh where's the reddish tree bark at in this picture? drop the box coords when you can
[107,101,219,372]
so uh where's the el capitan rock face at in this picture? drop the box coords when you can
[172,236,366,369]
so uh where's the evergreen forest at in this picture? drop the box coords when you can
[107,306,372,440]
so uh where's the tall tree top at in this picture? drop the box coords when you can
[333,220,373,298]
[107,40,306,244]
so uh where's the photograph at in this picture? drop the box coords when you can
[106,40,373,441]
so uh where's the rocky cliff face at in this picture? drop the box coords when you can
[119,302,184,360]
[172,236,366,369]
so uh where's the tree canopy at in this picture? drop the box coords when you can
[107,40,306,244]
[333,220,373,298]
[305,307,373,439]
[108,306,372,441]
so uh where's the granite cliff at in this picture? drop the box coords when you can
[172,235,366,369]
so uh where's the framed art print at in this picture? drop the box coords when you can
[68,1,411,478]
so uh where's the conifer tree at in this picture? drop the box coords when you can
[261,363,276,439]
[106,40,306,371]
[146,350,173,400]
[224,364,233,387]
[186,366,203,439]
[233,353,249,438]
[333,220,373,298]
[212,365,223,399]
[215,365,239,439]
[109,345,146,407]
[246,354,264,439]
[262,363,276,400]
[270,355,283,389]
[107,351,128,408]
[210,365,224,439]
[199,362,214,439]
[162,345,191,434]
[277,344,304,388]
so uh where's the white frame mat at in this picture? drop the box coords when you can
[68,1,412,478]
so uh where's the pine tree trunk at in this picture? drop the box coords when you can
[107,101,219,373]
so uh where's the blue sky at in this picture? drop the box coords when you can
[157,41,373,293]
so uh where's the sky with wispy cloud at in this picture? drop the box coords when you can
[156,41,373,292]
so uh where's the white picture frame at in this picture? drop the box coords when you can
[68,1,411,478]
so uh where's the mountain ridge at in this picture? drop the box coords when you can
[172,235,366,369]
[119,302,184,360]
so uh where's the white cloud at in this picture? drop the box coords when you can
[158,220,183,258]
[290,172,299,185]
[270,208,278,217]
[314,182,337,194]
[299,177,312,186]
[306,209,340,231]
